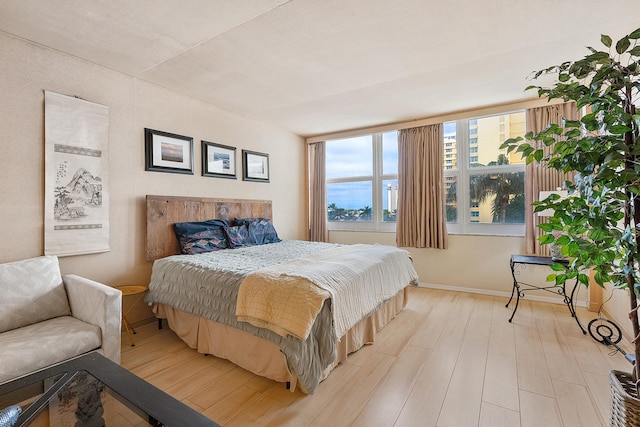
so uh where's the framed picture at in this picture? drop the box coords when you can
[144,128,193,174]
[242,150,270,182]
[202,141,236,179]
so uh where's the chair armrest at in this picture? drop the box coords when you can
[63,274,122,364]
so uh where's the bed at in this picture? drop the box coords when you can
[144,195,418,394]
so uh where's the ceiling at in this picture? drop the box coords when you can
[2,1,640,137]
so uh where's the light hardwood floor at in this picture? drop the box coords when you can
[120,287,630,426]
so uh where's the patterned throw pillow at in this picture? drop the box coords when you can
[173,220,229,254]
[224,225,250,248]
[179,228,228,254]
[235,218,281,245]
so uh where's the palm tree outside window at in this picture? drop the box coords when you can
[444,111,526,235]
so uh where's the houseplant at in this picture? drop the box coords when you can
[500,26,640,414]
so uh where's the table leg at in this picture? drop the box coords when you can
[567,279,587,334]
[122,292,146,346]
[507,259,521,323]
[122,316,136,347]
[506,259,517,308]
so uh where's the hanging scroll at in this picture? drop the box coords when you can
[44,91,110,256]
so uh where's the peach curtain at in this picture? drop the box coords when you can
[525,102,579,255]
[396,124,448,249]
[308,141,328,242]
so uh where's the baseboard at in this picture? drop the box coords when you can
[417,282,588,308]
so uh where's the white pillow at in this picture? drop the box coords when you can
[0,256,71,333]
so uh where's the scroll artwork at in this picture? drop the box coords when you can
[44,91,110,256]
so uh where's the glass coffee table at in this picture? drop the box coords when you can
[0,352,219,427]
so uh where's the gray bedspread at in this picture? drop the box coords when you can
[145,240,413,394]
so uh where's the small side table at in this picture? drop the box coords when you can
[114,284,148,346]
[507,255,586,334]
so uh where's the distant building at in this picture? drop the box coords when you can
[444,112,526,224]
[387,183,398,214]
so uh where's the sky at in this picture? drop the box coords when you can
[326,133,398,210]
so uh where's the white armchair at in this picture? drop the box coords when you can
[64,274,122,364]
[0,256,122,384]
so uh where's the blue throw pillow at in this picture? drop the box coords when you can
[234,218,281,245]
[224,224,250,248]
[173,220,229,254]
[178,228,228,254]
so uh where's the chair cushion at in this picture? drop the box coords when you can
[0,316,101,384]
[0,256,71,333]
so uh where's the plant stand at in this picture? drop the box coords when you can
[588,318,640,426]
[610,370,640,427]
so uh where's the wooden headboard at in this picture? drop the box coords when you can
[146,195,273,261]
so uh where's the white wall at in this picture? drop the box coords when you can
[0,32,306,323]
[602,284,634,342]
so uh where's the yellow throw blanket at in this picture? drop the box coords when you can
[236,269,330,340]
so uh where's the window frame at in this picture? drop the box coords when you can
[326,133,398,232]
[444,112,526,236]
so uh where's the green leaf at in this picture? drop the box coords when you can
[616,37,631,54]
[534,150,544,162]
[629,28,640,39]
[630,46,640,56]
[609,124,632,134]
[565,128,581,139]
[539,234,555,244]
[550,263,566,272]
[601,34,612,47]
[538,223,555,232]
[555,274,567,285]
[578,273,590,286]
[621,169,638,183]
[594,272,608,286]
[581,113,599,131]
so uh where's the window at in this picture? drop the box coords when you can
[326,132,398,231]
[444,111,526,235]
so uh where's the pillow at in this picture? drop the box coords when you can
[235,218,281,245]
[173,219,228,237]
[0,256,71,334]
[173,220,229,254]
[224,224,250,248]
[178,228,228,254]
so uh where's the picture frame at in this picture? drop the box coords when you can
[201,141,236,179]
[144,128,194,174]
[242,150,270,182]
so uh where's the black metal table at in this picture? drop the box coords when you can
[0,352,220,427]
[507,254,586,334]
